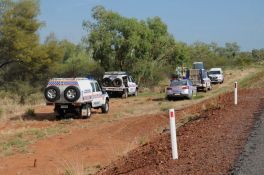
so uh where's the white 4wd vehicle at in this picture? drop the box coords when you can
[208,68,224,84]
[44,78,109,119]
[102,72,138,98]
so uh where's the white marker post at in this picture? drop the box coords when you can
[169,109,178,160]
[234,81,238,105]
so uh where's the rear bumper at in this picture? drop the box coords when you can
[104,87,125,92]
[166,90,189,98]
[166,94,189,98]
[54,103,81,114]
[210,79,223,83]
[195,84,206,88]
[46,102,83,106]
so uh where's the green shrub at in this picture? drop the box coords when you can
[25,108,35,117]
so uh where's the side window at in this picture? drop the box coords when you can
[189,80,192,86]
[91,83,95,92]
[123,76,128,87]
[131,77,135,83]
[128,76,132,82]
[203,71,207,78]
[95,82,101,92]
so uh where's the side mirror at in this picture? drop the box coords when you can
[102,88,107,94]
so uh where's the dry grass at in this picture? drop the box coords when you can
[0,126,69,156]
[0,92,44,121]
[137,135,149,146]
[159,102,174,112]
[238,68,264,88]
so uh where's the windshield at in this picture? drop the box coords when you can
[193,63,204,69]
[209,71,221,75]
[171,80,187,86]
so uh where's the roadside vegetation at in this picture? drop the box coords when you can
[1,0,264,111]
[238,67,264,89]
[0,91,43,121]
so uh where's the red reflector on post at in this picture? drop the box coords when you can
[170,111,174,118]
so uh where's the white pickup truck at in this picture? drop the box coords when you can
[208,68,224,84]
[44,78,109,119]
[101,71,138,98]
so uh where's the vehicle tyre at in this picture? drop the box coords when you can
[55,105,65,120]
[133,89,138,96]
[187,91,193,100]
[44,86,60,102]
[122,89,128,99]
[82,104,92,119]
[64,86,80,102]
[209,85,212,91]
[204,86,207,93]
[166,96,172,101]
[102,78,112,87]
[101,100,109,113]
[113,78,122,87]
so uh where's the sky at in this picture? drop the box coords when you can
[38,0,264,51]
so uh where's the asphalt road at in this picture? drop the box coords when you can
[231,108,264,175]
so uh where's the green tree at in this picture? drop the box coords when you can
[0,0,42,63]
[252,49,264,62]
[83,6,116,71]
[0,0,43,83]
[224,42,240,59]
[189,42,215,68]
[59,39,76,62]
[62,44,98,77]
[35,33,64,83]
[83,6,182,86]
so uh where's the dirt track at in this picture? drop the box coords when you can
[0,113,168,175]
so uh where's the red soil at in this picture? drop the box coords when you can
[97,89,264,175]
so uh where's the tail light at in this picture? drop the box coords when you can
[182,86,189,90]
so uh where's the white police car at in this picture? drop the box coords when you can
[44,78,109,119]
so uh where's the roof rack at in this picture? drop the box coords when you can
[104,71,128,75]
[50,78,91,81]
